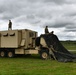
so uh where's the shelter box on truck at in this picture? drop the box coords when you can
[0,30,22,48]
[21,29,37,49]
[0,29,38,58]
[0,29,37,49]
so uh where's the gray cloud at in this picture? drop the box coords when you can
[44,0,66,4]
[43,0,76,5]
[0,0,76,40]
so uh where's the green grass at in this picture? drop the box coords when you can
[61,41,76,50]
[64,45,76,50]
[0,55,76,75]
[0,41,76,75]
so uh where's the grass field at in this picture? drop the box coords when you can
[61,41,76,50]
[0,41,76,75]
[0,55,76,75]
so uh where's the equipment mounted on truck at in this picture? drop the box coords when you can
[0,29,76,62]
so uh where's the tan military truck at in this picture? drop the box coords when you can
[0,29,49,59]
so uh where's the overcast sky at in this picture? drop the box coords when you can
[0,0,76,40]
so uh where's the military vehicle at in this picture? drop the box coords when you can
[0,29,49,59]
[0,29,76,62]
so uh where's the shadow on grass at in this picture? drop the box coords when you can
[15,54,40,59]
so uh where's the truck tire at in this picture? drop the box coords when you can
[0,51,6,57]
[39,49,49,60]
[7,51,14,58]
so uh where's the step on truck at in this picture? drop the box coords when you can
[0,29,50,59]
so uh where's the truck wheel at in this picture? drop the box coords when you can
[7,51,14,58]
[0,51,6,57]
[40,50,49,60]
